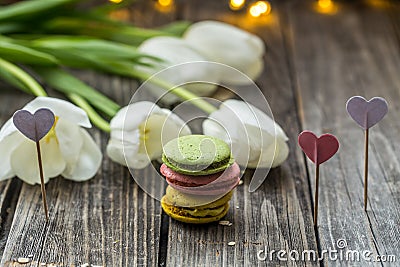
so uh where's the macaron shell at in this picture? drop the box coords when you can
[162,162,241,195]
[162,135,233,175]
[161,163,219,186]
[163,185,233,208]
[162,154,234,176]
[162,197,226,217]
[161,198,230,224]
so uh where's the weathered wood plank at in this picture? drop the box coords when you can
[0,73,164,266]
[0,87,32,257]
[0,0,182,264]
[166,1,318,266]
[286,0,400,265]
[1,1,399,266]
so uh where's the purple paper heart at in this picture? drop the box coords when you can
[13,108,55,142]
[346,96,388,130]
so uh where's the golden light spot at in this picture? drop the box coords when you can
[249,1,271,17]
[229,0,245,10]
[315,0,338,14]
[158,0,173,7]
[156,0,174,13]
[318,0,332,9]
[44,116,59,144]
[249,6,261,17]
[109,0,123,3]
[255,1,268,13]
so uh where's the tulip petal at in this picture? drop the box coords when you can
[108,130,156,169]
[107,135,157,169]
[202,119,230,142]
[271,138,289,168]
[0,118,18,141]
[217,58,264,85]
[107,102,191,169]
[203,99,289,168]
[110,101,162,132]
[141,110,190,159]
[62,129,102,181]
[10,138,66,185]
[0,132,23,180]
[222,100,288,140]
[137,37,219,103]
[55,119,83,166]
[184,20,265,84]
[107,137,139,167]
[23,96,91,128]
[203,113,252,167]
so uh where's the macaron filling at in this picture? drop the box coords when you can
[161,163,241,195]
[161,199,227,218]
[162,154,234,175]
[160,135,238,223]
[163,186,233,208]
[163,154,233,172]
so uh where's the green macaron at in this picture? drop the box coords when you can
[162,135,234,175]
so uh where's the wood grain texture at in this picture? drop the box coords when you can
[0,0,399,266]
[0,87,27,257]
[166,1,318,266]
[286,0,400,265]
[0,74,164,267]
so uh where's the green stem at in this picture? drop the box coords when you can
[68,93,111,133]
[0,57,47,97]
[0,59,111,132]
[130,69,218,114]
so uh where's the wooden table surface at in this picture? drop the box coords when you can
[0,0,399,266]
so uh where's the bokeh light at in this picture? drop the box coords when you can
[158,0,173,7]
[155,0,174,13]
[249,1,271,17]
[230,0,246,10]
[315,0,338,14]
[318,0,332,9]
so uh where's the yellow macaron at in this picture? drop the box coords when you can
[161,186,233,224]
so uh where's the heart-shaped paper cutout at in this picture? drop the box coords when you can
[346,96,388,130]
[298,131,339,165]
[13,108,55,142]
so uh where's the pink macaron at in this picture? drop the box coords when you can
[161,162,241,196]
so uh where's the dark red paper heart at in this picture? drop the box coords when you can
[298,131,339,165]
[13,108,55,142]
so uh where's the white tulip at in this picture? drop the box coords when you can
[202,99,288,168]
[0,97,102,185]
[184,20,265,85]
[107,101,191,169]
[137,36,220,103]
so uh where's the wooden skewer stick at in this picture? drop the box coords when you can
[298,131,339,227]
[364,128,369,211]
[314,164,320,226]
[36,140,49,221]
[346,96,388,210]
[12,108,55,221]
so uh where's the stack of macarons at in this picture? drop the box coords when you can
[160,135,240,224]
